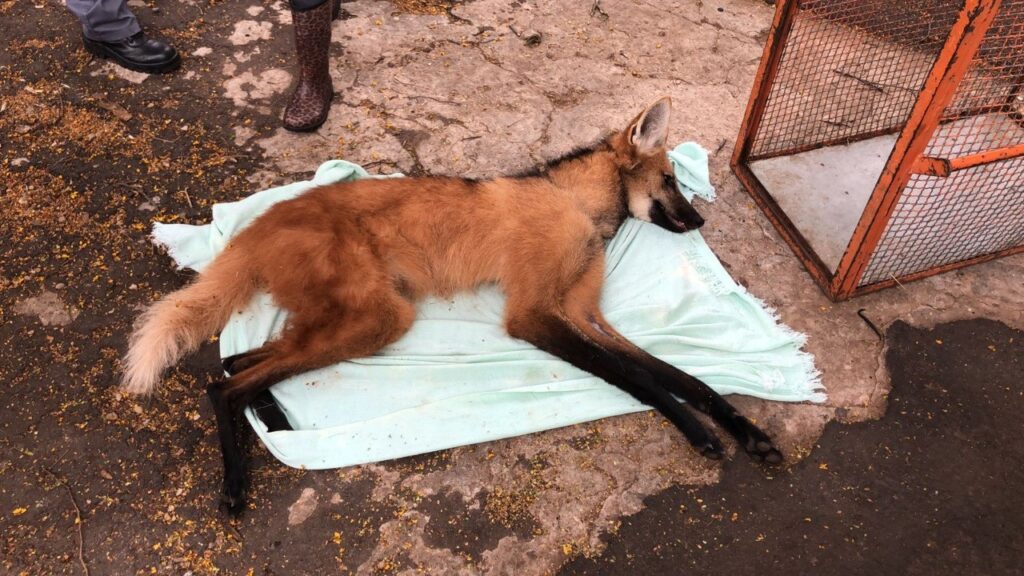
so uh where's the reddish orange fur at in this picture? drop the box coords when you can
[124,98,685,399]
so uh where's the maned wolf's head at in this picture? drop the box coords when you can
[615,98,705,233]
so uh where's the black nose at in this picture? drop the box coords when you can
[692,214,705,229]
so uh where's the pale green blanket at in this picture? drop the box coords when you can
[152,148,823,469]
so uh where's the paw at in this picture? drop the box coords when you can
[220,474,247,517]
[697,436,725,460]
[736,417,783,465]
[745,437,783,464]
[221,353,246,376]
[685,427,724,460]
[222,350,266,376]
[221,491,246,517]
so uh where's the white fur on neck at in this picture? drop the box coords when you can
[628,195,653,222]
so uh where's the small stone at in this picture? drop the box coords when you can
[288,488,318,526]
[103,412,118,422]
[128,284,138,290]
[11,157,29,167]
[99,469,114,480]
[138,197,160,211]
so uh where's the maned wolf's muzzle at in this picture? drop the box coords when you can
[649,197,705,233]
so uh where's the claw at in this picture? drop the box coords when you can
[221,471,247,517]
[221,492,246,517]
[700,443,724,460]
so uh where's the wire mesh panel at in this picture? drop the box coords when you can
[931,0,1024,156]
[734,0,1024,300]
[860,158,1024,284]
[859,0,1024,286]
[749,0,963,160]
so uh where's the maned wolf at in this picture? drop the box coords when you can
[124,98,782,514]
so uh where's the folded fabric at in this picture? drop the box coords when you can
[151,153,824,470]
[669,141,717,202]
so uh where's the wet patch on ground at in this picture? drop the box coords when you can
[561,319,1024,575]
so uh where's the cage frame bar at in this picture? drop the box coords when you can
[730,0,838,292]
[913,143,1024,176]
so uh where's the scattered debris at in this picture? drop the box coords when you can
[509,24,543,46]
[43,469,90,576]
[92,96,133,122]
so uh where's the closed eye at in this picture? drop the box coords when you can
[662,173,675,188]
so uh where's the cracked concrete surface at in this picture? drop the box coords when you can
[185,1,1024,572]
[4,0,1022,574]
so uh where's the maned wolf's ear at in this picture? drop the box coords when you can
[628,97,672,156]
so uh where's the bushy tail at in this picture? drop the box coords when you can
[122,249,256,395]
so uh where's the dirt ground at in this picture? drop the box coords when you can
[1,1,1022,575]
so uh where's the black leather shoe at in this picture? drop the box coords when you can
[82,31,181,74]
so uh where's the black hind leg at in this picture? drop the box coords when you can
[251,388,293,432]
[206,383,248,516]
[205,383,291,516]
[222,346,273,376]
[224,349,293,431]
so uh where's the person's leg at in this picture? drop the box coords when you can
[282,0,341,131]
[66,0,180,74]
[66,0,140,42]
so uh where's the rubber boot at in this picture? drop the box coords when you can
[282,0,339,132]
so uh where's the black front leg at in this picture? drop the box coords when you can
[581,312,783,463]
[516,314,725,459]
[642,355,782,463]
[523,312,782,463]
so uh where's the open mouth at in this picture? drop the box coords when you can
[650,200,690,233]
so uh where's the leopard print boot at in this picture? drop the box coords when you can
[282,0,337,132]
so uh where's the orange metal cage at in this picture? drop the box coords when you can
[732,0,1024,300]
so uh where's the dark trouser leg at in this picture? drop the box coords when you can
[66,0,141,42]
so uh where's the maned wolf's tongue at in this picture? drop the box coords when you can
[667,211,688,230]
